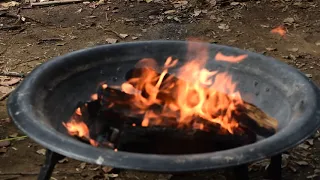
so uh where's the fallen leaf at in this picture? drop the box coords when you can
[283,17,295,25]
[206,0,216,6]
[0,118,10,123]
[306,139,314,145]
[75,8,82,13]
[281,154,289,168]
[106,173,118,178]
[58,158,69,163]
[288,48,299,52]
[193,10,201,17]
[315,41,320,46]
[288,165,297,172]
[295,160,309,166]
[173,17,181,22]
[289,54,297,60]
[298,143,310,149]
[307,175,318,179]
[102,166,113,173]
[218,23,229,30]
[131,36,138,40]
[89,166,100,171]
[314,169,320,173]
[111,7,119,13]
[0,140,10,147]
[0,148,7,153]
[0,86,13,94]
[36,148,46,155]
[145,0,152,3]
[89,2,98,8]
[260,24,270,28]
[119,34,128,39]
[173,1,188,8]
[305,74,312,78]
[97,0,105,5]
[164,10,176,14]
[0,1,20,8]
[80,162,86,169]
[230,2,240,6]
[266,47,277,51]
[0,77,21,86]
[105,38,118,44]
[11,147,17,150]
[9,133,18,138]
[56,42,66,46]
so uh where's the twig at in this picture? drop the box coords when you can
[31,0,84,6]
[0,91,12,101]
[0,72,26,78]
[98,25,123,39]
[0,172,81,176]
[0,172,39,176]
[0,25,22,31]
[0,46,9,57]
[0,12,43,25]
[0,136,28,142]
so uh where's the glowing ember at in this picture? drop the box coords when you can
[271,26,287,37]
[91,93,98,100]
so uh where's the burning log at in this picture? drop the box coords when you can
[96,85,276,137]
[124,67,278,136]
[73,97,257,154]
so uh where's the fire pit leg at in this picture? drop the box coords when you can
[37,149,65,180]
[266,154,282,180]
[233,164,249,180]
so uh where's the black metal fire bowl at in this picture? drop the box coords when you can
[7,40,320,172]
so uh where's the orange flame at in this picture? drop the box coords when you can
[62,119,98,146]
[215,52,248,63]
[120,46,247,133]
[271,26,287,37]
[63,113,98,146]
[75,107,82,116]
[91,93,98,100]
[63,42,248,147]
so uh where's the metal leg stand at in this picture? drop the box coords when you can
[37,149,65,180]
[233,164,249,180]
[266,154,282,180]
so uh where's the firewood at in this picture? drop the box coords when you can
[77,99,257,152]
[124,67,278,136]
[116,125,256,154]
[95,84,276,137]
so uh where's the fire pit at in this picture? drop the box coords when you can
[7,40,320,180]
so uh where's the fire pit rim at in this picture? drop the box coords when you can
[7,40,320,172]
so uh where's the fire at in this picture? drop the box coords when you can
[62,119,98,146]
[120,50,246,133]
[271,26,287,37]
[63,42,248,147]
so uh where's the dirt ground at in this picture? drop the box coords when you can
[1,0,320,179]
